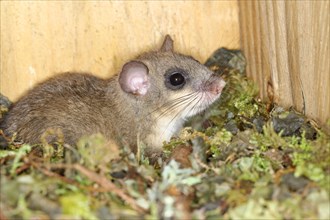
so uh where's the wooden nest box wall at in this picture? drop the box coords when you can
[239,1,329,130]
[1,1,329,128]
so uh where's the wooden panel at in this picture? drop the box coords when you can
[0,1,240,101]
[239,1,330,127]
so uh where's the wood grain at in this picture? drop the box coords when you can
[0,1,239,101]
[239,1,330,127]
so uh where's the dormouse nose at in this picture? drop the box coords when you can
[204,76,226,95]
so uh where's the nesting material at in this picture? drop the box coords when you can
[0,49,329,220]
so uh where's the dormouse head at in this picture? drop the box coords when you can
[118,35,226,119]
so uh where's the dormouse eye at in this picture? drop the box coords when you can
[165,69,187,90]
[170,73,185,86]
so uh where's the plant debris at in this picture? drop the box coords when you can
[1,48,329,220]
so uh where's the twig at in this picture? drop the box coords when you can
[73,164,147,213]
[15,162,32,175]
[30,160,80,187]
[31,162,147,214]
[0,209,8,220]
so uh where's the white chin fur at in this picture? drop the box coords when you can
[145,90,221,147]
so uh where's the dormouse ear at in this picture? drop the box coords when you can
[119,61,150,96]
[160,35,174,52]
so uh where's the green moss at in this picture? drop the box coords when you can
[1,52,329,219]
[60,193,98,220]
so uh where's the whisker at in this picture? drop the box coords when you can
[184,92,205,119]
[153,92,198,122]
[160,92,201,137]
[138,92,197,122]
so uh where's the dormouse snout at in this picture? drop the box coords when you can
[203,76,226,95]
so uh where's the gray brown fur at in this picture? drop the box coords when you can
[0,36,225,154]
